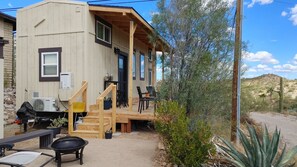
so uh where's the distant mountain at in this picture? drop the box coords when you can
[242,73,297,100]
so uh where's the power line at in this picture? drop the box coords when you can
[0,7,22,12]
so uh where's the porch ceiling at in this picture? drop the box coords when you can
[89,5,167,51]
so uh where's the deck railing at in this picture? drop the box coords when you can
[68,81,88,135]
[96,83,117,138]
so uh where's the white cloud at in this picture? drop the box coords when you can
[248,68,257,72]
[293,54,297,64]
[283,64,297,70]
[289,4,297,25]
[227,27,235,34]
[273,65,282,69]
[8,3,12,7]
[257,64,268,69]
[248,0,273,8]
[150,12,159,17]
[243,51,279,64]
[281,11,288,17]
[242,63,248,69]
[224,0,236,7]
[270,64,297,72]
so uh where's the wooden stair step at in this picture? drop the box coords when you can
[87,111,112,117]
[71,130,100,138]
[76,122,110,131]
[83,116,111,123]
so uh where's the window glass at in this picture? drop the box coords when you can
[119,58,123,69]
[133,53,136,79]
[140,54,145,80]
[43,53,57,64]
[105,27,110,43]
[97,22,104,39]
[44,65,57,75]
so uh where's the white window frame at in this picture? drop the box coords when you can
[96,20,111,44]
[41,52,59,78]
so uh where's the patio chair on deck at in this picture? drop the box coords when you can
[136,86,155,113]
[146,86,158,99]
[0,143,54,167]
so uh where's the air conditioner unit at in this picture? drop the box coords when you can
[31,97,57,112]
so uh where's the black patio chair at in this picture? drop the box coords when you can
[136,86,155,113]
[146,86,158,98]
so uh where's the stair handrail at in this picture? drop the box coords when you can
[68,81,88,135]
[96,83,116,139]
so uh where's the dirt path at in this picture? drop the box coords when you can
[249,112,297,149]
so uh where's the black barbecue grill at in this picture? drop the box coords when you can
[16,102,36,132]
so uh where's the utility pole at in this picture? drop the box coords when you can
[231,0,243,142]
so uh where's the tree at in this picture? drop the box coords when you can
[152,0,236,120]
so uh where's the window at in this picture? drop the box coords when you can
[133,52,136,80]
[140,53,145,80]
[95,16,112,48]
[148,69,152,85]
[148,49,152,62]
[39,47,62,82]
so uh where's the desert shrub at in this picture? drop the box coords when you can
[218,124,297,167]
[155,101,214,166]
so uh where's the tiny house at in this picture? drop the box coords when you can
[16,0,167,111]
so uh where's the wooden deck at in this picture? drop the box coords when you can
[105,102,155,122]
[104,102,155,133]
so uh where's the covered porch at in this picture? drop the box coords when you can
[89,4,168,112]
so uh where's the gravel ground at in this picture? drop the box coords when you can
[249,112,297,149]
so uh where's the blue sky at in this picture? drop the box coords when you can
[1,0,297,79]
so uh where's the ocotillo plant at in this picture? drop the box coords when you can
[279,77,283,112]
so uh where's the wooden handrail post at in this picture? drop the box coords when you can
[82,81,87,111]
[99,98,104,139]
[112,85,116,133]
[68,80,88,135]
[68,103,74,134]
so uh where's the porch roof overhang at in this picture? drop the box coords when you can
[89,4,169,51]
[0,12,16,31]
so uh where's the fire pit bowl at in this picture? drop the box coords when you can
[50,136,88,167]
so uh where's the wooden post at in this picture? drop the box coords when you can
[82,81,87,111]
[152,45,156,86]
[0,51,3,139]
[68,103,74,135]
[231,0,243,142]
[98,98,104,139]
[112,85,116,133]
[128,21,137,112]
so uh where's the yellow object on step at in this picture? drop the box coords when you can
[72,102,86,113]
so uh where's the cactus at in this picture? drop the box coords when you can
[279,77,283,112]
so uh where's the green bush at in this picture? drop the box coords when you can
[155,101,214,166]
